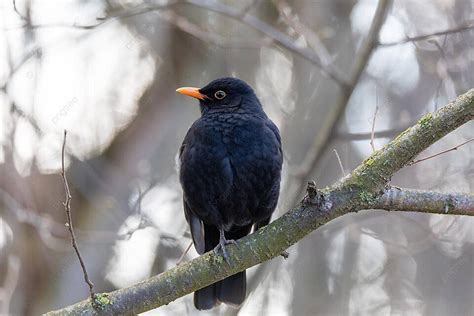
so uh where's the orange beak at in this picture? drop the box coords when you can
[176,87,207,100]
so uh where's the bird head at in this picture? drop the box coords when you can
[176,77,263,115]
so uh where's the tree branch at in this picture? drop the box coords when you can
[379,19,474,47]
[45,89,473,316]
[374,187,474,216]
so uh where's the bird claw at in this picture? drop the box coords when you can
[214,239,236,264]
[215,230,236,264]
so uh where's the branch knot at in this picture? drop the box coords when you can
[304,181,324,206]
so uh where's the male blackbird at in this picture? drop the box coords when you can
[176,77,283,310]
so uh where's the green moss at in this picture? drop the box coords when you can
[359,191,377,205]
[418,112,433,128]
[444,198,455,213]
[92,293,111,311]
[213,253,225,264]
[393,127,412,143]
[363,156,376,167]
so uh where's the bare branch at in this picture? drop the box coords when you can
[60,131,95,301]
[409,137,474,165]
[379,20,474,47]
[373,187,474,215]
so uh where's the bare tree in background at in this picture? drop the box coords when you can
[0,1,473,315]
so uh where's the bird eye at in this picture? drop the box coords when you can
[214,90,226,100]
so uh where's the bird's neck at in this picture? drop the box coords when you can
[201,108,267,120]
[200,99,266,118]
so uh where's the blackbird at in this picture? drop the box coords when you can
[176,77,283,310]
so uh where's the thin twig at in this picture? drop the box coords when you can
[370,88,380,152]
[333,149,346,177]
[409,138,474,166]
[12,0,27,21]
[60,130,95,300]
[176,241,193,266]
[379,20,474,47]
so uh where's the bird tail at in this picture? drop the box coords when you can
[217,270,246,306]
[194,283,217,310]
[194,271,246,310]
[193,224,251,310]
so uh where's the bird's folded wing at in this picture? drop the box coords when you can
[184,199,205,254]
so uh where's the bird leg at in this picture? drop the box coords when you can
[214,228,236,264]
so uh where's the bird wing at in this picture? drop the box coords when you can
[180,134,206,254]
[183,198,206,254]
[264,119,282,150]
[250,119,283,231]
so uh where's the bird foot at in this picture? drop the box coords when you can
[214,229,236,264]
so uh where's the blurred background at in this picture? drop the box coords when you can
[0,0,473,315]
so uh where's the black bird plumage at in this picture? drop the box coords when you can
[177,77,283,310]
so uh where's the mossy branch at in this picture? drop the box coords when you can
[45,89,474,316]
